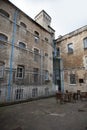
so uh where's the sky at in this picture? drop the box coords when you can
[9,0,87,38]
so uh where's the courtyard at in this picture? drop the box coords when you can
[0,97,87,130]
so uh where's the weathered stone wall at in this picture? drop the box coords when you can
[56,26,87,92]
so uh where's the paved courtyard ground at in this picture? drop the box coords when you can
[0,97,87,130]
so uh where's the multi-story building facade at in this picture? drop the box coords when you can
[56,25,87,93]
[0,0,55,103]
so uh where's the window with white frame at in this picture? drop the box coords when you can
[19,42,26,49]
[34,31,39,43]
[15,89,23,100]
[70,74,76,84]
[0,33,8,42]
[0,9,9,18]
[83,37,87,49]
[67,43,73,53]
[16,65,24,78]
[0,62,4,78]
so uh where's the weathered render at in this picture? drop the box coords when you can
[56,25,87,92]
[0,0,55,103]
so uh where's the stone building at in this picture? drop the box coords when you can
[0,0,55,102]
[56,25,87,92]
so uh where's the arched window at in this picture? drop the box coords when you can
[34,31,39,37]
[0,33,8,42]
[19,42,26,49]
[20,22,27,29]
[83,37,87,49]
[0,9,9,18]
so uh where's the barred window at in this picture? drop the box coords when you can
[0,9,9,18]
[70,74,76,84]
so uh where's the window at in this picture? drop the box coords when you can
[15,89,23,100]
[45,37,48,42]
[0,62,4,78]
[70,74,76,84]
[0,9,9,18]
[45,70,49,80]
[83,37,87,49]
[57,48,60,56]
[32,88,38,97]
[67,43,73,53]
[79,79,84,83]
[20,22,27,29]
[16,65,24,78]
[45,53,48,57]
[33,68,39,84]
[34,31,39,43]
[0,33,8,42]
[34,48,39,61]
[19,42,26,49]
[45,88,49,95]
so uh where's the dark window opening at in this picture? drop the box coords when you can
[79,79,84,83]
[0,9,9,18]
[19,42,26,49]
[20,22,27,28]
[0,33,8,42]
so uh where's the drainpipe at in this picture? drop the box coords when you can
[7,9,18,101]
[60,59,64,92]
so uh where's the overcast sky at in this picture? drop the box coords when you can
[9,0,87,38]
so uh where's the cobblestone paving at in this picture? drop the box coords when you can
[0,97,87,130]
